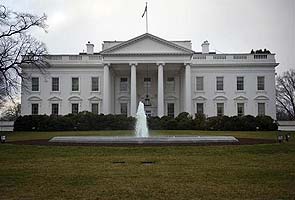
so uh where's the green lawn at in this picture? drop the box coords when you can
[0,130,295,200]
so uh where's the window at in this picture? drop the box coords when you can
[166,77,175,92]
[196,77,204,91]
[217,103,224,116]
[31,103,39,115]
[91,77,99,91]
[257,76,265,90]
[120,103,128,116]
[51,103,59,115]
[237,103,245,116]
[120,78,128,92]
[258,103,265,116]
[216,77,224,91]
[91,103,99,114]
[144,77,151,89]
[52,77,59,91]
[31,77,39,91]
[167,103,175,117]
[237,77,244,91]
[72,77,79,91]
[196,103,204,114]
[71,103,79,114]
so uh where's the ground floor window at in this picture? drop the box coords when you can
[31,103,39,115]
[71,103,79,114]
[167,103,174,117]
[120,103,127,116]
[196,103,204,114]
[217,103,224,116]
[258,103,265,116]
[237,103,245,116]
[51,103,59,115]
[91,103,99,114]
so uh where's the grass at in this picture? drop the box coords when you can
[0,130,295,199]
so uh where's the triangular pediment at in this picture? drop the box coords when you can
[88,96,102,101]
[48,96,62,101]
[234,96,248,101]
[193,96,207,101]
[100,33,194,55]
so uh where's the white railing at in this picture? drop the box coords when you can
[192,54,276,64]
[44,55,103,63]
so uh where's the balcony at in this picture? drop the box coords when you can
[192,53,276,65]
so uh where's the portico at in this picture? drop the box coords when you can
[100,33,194,117]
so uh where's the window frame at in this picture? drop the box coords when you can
[258,102,266,116]
[216,103,224,116]
[31,77,39,92]
[91,77,100,92]
[31,103,39,115]
[257,76,265,91]
[51,103,59,115]
[71,103,79,114]
[71,77,80,92]
[216,76,224,91]
[196,103,204,115]
[167,103,175,117]
[120,77,128,92]
[236,76,244,91]
[196,76,204,91]
[237,103,245,116]
[51,77,60,92]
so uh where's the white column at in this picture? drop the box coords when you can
[130,63,137,117]
[103,63,110,114]
[157,62,164,117]
[184,63,192,114]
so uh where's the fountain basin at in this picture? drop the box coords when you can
[49,136,239,145]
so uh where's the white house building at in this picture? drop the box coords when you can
[21,33,278,119]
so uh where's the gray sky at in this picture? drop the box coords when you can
[4,0,295,74]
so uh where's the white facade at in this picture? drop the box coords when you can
[21,33,278,119]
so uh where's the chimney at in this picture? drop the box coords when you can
[86,41,94,54]
[201,40,210,54]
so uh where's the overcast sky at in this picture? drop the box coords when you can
[3,0,295,74]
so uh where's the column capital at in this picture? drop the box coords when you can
[184,62,191,66]
[103,62,111,67]
[129,62,138,66]
[156,62,165,66]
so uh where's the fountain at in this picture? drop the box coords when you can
[49,102,239,145]
[135,101,149,137]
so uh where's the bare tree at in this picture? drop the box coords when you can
[0,102,20,120]
[0,4,49,105]
[276,69,295,120]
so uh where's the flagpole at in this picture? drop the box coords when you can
[146,2,148,33]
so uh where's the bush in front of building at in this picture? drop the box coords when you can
[14,112,277,131]
[14,112,136,131]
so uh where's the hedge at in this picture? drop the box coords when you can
[14,111,278,131]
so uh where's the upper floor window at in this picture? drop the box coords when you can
[237,103,245,116]
[144,77,151,89]
[216,77,224,91]
[258,103,265,116]
[31,103,39,115]
[31,77,39,91]
[257,76,265,90]
[237,77,244,91]
[91,77,99,91]
[120,78,128,92]
[196,103,204,114]
[166,77,175,92]
[72,77,79,91]
[217,103,224,116]
[196,77,204,91]
[52,77,59,91]
[51,103,59,115]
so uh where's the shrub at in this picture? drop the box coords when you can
[193,114,206,130]
[255,115,278,131]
